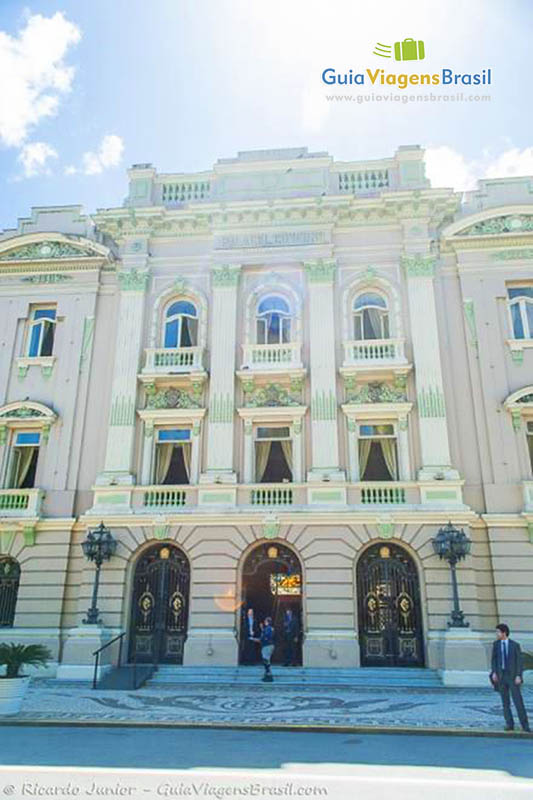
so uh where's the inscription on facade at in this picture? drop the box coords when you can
[214,231,328,250]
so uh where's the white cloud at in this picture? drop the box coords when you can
[425,146,533,191]
[81,134,125,175]
[0,12,81,148]
[17,141,58,177]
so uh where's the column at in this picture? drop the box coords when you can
[304,259,345,481]
[97,263,149,485]
[402,254,458,480]
[291,418,303,483]
[200,264,241,484]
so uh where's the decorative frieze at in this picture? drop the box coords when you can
[211,264,241,287]
[0,241,95,260]
[304,259,337,284]
[462,300,478,353]
[117,269,150,292]
[311,390,337,421]
[460,215,533,236]
[0,406,45,419]
[401,254,436,277]
[243,382,301,408]
[492,248,533,260]
[145,387,202,410]
[20,274,73,284]
[417,386,446,418]
[80,317,95,368]
[345,381,407,405]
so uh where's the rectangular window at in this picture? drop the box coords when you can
[254,426,292,483]
[7,431,41,489]
[358,423,398,481]
[27,306,57,357]
[154,428,191,484]
[528,421,533,474]
[507,287,533,340]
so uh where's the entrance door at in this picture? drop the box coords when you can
[357,543,424,667]
[240,543,303,665]
[128,543,190,664]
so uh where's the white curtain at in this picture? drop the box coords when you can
[156,444,174,484]
[380,439,398,481]
[280,440,293,475]
[13,447,36,488]
[364,308,382,339]
[358,440,372,479]
[181,443,192,481]
[255,441,272,482]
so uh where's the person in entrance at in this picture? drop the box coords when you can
[282,608,299,667]
[242,607,261,664]
[260,616,275,682]
[490,623,531,732]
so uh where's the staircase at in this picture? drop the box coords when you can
[97,664,155,690]
[146,666,442,688]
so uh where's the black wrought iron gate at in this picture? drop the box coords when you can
[357,543,424,667]
[128,544,190,664]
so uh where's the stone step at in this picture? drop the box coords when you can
[146,666,443,688]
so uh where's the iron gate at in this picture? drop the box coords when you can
[357,543,424,667]
[128,543,190,664]
[0,557,20,627]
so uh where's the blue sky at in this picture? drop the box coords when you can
[0,0,532,230]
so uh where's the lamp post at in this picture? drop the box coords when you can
[81,521,116,625]
[433,521,471,628]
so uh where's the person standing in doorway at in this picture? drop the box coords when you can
[242,607,260,664]
[491,623,530,732]
[282,608,299,667]
[260,616,275,682]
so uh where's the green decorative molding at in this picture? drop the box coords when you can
[18,365,28,380]
[377,522,394,539]
[399,416,408,432]
[346,418,357,433]
[263,517,280,539]
[146,387,202,410]
[244,383,300,408]
[460,215,533,236]
[401,254,436,277]
[0,529,16,553]
[144,421,154,438]
[304,259,336,284]
[154,524,169,540]
[192,420,201,437]
[110,396,135,426]
[22,525,36,547]
[244,419,253,436]
[118,269,150,292]
[345,381,407,405]
[173,278,187,293]
[364,267,377,280]
[511,409,522,431]
[209,393,234,423]
[394,374,407,391]
[21,274,73,284]
[289,375,304,393]
[80,316,95,368]
[311,390,337,421]
[423,489,459,501]
[211,264,241,288]
[0,426,6,445]
[0,407,45,419]
[517,394,533,403]
[463,299,479,353]
[42,424,51,444]
[511,349,524,365]
[292,419,302,435]
[492,248,533,260]
[41,364,54,380]
[418,386,446,418]
[0,241,95,261]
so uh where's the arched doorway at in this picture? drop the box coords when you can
[128,543,190,665]
[240,542,303,666]
[357,542,424,667]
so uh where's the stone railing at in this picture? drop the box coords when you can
[241,343,302,370]
[0,488,44,517]
[136,486,193,510]
[343,338,406,366]
[143,347,204,374]
[356,482,409,505]
[249,484,295,507]
[337,169,390,194]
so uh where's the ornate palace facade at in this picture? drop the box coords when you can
[0,145,532,684]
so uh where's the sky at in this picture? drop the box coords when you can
[0,0,532,230]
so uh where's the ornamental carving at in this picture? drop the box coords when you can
[400,254,436,277]
[304,259,336,284]
[243,383,301,408]
[21,274,73,284]
[0,407,45,418]
[460,215,533,236]
[345,382,407,404]
[211,264,241,287]
[0,241,96,261]
[118,269,150,291]
[145,387,202,410]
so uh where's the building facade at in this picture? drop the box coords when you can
[0,145,532,684]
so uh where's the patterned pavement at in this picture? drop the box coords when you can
[5,679,533,731]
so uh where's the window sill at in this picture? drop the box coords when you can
[17,356,56,379]
[506,339,533,364]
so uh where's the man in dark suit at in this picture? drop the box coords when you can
[491,623,530,732]
[241,607,260,664]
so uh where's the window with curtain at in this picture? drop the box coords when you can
[528,421,533,473]
[0,557,20,627]
[256,296,292,345]
[508,287,533,339]
[7,431,41,489]
[255,426,293,483]
[353,293,390,340]
[164,300,198,348]
[358,423,398,481]
[154,428,191,484]
[27,306,56,357]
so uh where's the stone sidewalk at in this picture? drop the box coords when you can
[2,678,532,734]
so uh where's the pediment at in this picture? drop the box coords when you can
[442,205,533,240]
[0,233,110,262]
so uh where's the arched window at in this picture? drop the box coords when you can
[353,292,390,340]
[164,300,198,348]
[0,557,20,628]
[256,296,291,345]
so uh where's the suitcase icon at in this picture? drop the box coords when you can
[394,38,425,61]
